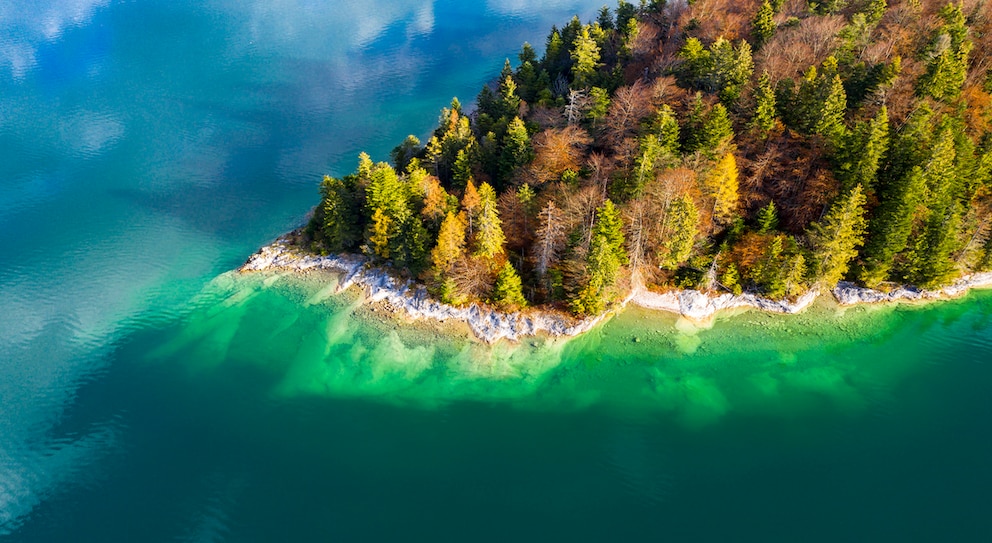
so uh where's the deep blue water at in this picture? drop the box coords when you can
[2,1,992,541]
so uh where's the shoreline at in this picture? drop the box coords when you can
[239,236,992,343]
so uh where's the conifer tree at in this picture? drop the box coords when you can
[659,194,699,270]
[317,175,359,252]
[369,208,393,261]
[814,74,848,144]
[752,0,775,48]
[751,71,777,134]
[570,25,602,89]
[809,184,868,287]
[461,179,481,238]
[917,3,972,102]
[499,117,533,186]
[705,153,740,225]
[838,106,889,193]
[474,182,506,259]
[492,261,527,309]
[757,200,778,233]
[432,211,467,273]
[593,199,627,264]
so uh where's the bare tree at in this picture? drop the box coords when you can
[534,201,566,277]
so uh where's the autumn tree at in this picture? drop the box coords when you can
[704,152,740,226]
[432,211,467,273]
[474,182,506,259]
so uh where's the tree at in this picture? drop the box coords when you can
[491,261,527,309]
[369,207,393,260]
[751,71,777,134]
[837,106,889,193]
[757,200,779,233]
[316,175,360,252]
[752,0,775,48]
[814,74,847,144]
[390,135,421,171]
[593,199,627,264]
[535,201,566,277]
[499,117,533,186]
[461,179,481,237]
[474,182,506,259]
[917,3,972,102]
[570,25,602,89]
[659,194,699,270]
[705,153,740,226]
[432,211,467,273]
[808,184,868,287]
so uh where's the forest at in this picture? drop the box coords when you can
[303,0,992,315]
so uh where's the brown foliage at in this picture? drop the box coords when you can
[447,256,495,301]
[498,188,533,253]
[603,81,654,151]
[758,15,845,83]
[738,133,838,233]
[523,126,592,186]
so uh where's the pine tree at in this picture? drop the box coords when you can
[701,103,734,158]
[491,261,527,309]
[720,263,743,295]
[659,194,699,270]
[474,182,506,259]
[432,211,466,273]
[498,117,533,186]
[705,153,740,225]
[757,200,778,233]
[317,175,359,252]
[814,74,848,144]
[570,25,602,89]
[809,184,868,287]
[838,106,889,193]
[751,71,777,134]
[917,3,972,102]
[587,87,610,124]
[593,199,627,264]
[752,0,775,48]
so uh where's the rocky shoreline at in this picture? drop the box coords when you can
[240,237,992,343]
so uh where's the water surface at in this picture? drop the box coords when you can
[2,1,992,541]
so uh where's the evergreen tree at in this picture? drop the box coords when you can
[474,183,506,259]
[752,0,775,48]
[757,200,779,233]
[492,261,527,309]
[593,199,628,264]
[570,25,602,89]
[317,175,360,252]
[720,263,743,295]
[784,252,807,297]
[917,3,972,102]
[659,194,699,270]
[498,117,533,187]
[587,87,610,124]
[751,71,777,134]
[390,135,421,172]
[809,184,868,287]
[814,74,848,144]
[838,106,889,193]
[432,211,467,273]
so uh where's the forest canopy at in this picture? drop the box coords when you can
[305,0,992,315]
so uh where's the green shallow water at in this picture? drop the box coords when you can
[11,272,992,541]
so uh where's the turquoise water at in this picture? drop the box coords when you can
[2,1,992,541]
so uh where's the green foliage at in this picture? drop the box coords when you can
[498,117,533,187]
[659,194,699,270]
[570,25,603,89]
[720,263,743,295]
[492,261,527,309]
[751,71,777,134]
[809,185,868,287]
[757,200,778,233]
[390,135,421,172]
[594,199,628,265]
[315,175,361,253]
[587,87,611,123]
[474,183,506,259]
[752,0,775,48]
[917,3,972,102]
[677,38,754,104]
[683,95,734,158]
[837,106,889,193]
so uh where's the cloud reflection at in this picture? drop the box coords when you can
[0,0,109,78]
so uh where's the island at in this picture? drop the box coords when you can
[243,0,992,342]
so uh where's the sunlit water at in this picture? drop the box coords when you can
[2,1,992,541]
